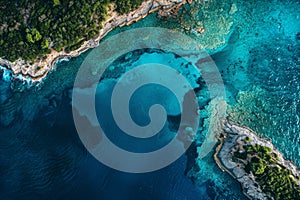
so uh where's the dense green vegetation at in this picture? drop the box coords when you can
[234,143,300,200]
[0,0,144,62]
[115,0,145,14]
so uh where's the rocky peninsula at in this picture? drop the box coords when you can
[0,0,191,82]
[215,120,300,200]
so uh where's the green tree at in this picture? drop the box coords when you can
[26,33,34,43]
[41,39,49,49]
[53,0,61,6]
[32,28,42,41]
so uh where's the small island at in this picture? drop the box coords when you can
[215,120,300,200]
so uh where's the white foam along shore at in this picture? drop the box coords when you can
[0,64,37,87]
[0,0,192,84]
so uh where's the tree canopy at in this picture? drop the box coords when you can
[0,0,145,62]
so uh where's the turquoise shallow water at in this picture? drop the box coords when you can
[0,0,299,199]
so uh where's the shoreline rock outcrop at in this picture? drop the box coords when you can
[215,120,300,200]
[0,0,191,82]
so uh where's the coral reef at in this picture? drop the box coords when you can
[173,0,237,50]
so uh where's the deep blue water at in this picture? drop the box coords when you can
[0,0,299,199]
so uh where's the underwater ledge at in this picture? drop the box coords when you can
[214,120,300,200]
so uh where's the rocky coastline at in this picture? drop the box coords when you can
[0,0,191,83]
[214,120,300,199]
